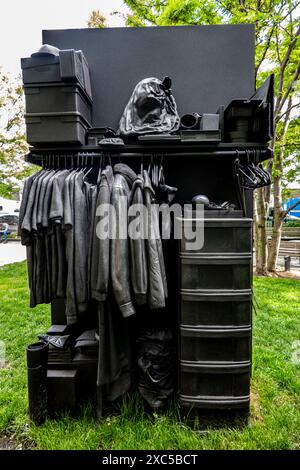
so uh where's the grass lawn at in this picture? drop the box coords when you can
[0,261,299,450]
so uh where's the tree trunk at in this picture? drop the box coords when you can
[267,152,284,272]
[254,187,268,275]
[267,98,292,272]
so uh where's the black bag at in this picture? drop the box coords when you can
[118,77,180,136]
[136,329,175,409]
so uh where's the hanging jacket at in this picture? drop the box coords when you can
[19,170,44,307]
[49,170,69,299]
[39,170,56,303]
[90,165,114,301]
[18,170,43,239]
[63,170,77,324]
[129,174,148,305]
[143,170,168,309]
[87,183,98,299]
[73,171,90,316]
[110,163,136,318]
[21,170,45,244]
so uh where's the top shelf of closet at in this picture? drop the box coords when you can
[26,142,272,166]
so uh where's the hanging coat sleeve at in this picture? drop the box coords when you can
[96,301,105,422]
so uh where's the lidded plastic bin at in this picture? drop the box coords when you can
[21,44,92,101]
[25,112,90,146]
[24,82,92,123]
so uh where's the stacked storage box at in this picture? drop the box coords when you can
[21,45,92,146]
[178,211,252,413]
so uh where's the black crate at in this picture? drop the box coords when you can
[87,127,109,146]
[48,353,97,405]
[21,54,61,82]
[180,326,251,363]
[47,369,77,412]
[180,254,252,290]
[180,289,252,327]
[180,218,252,254]
[21,49,92,101]
[179,393,250,410]
[179,362,250,409]
[25,112,90,146]
[24,83,92,124]
[180,130,221,142]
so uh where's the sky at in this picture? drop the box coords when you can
[0,0,128,78]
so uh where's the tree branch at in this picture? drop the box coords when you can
[255,26,275,77]
[275,23,300,114]
[125,0,159,25]
[276,101,300,122]
[276,62,300,116]
[283,199,300,215]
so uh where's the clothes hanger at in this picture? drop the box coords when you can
[158,154,165,185]
[148,154,153,181]
[97,153,103,186]
[234,153,247,215]
[140,155,144,175]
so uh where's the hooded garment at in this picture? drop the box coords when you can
[118,77,180,136]
[110,163,137,318]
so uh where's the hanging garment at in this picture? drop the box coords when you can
[129,173,148,305]
[110,163,137,318]
[21,163,169,320]
[143,170,168,309]
[73,171,90,317]
[87,182,99,299]
[61,170,76,323]
[21,170,48,307]
[97,297,132,402]
[90,165,114,301]
[118,77,180,136]
[18,170,43,238]
[19,171,40,307]
[49,170,69,298]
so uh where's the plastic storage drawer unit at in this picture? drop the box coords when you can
[25,112,91,146]
[180,254,252,290]
[24,83,92,124]
[180,218,252,254]
[180,289,252,327]
[180,326,251,363]
[179,362,251,409]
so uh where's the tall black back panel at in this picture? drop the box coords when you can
[43,25,255,130]
[43,25,255,209]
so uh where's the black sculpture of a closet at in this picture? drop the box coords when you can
[23,25,273,426]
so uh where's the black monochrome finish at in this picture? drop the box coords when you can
[178,212,252,419]
[19,25,274,427]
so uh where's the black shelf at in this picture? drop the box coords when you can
[26,142,272,166]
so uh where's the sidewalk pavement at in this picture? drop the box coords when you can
[0,241,26,267]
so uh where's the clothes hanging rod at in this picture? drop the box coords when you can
[27,143,271,153]
[26,148,272,165]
